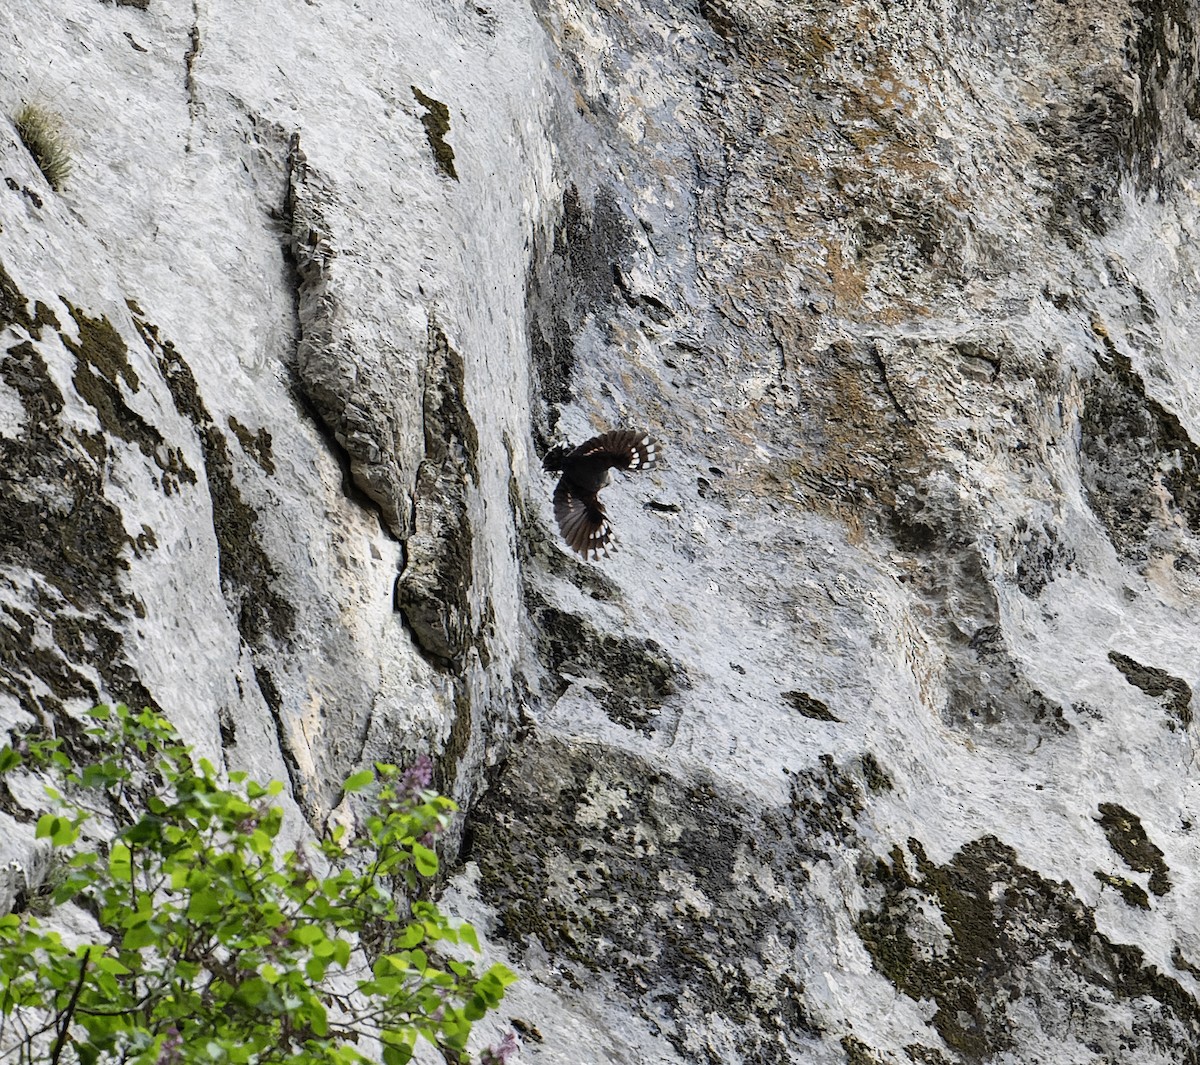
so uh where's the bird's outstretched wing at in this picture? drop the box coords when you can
[573,429,659,471]
[541,442,573,473]
[553,478,617,560]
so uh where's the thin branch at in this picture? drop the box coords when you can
[49,953,89,1065]
[126,843,138,911]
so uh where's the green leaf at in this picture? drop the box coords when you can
[291,924,325,947]
[307,1001,329,1036]
[477,965,518,1004]
[398,924,425,948]
[439,1014,471,1050]
[459,923,480,951]
[343,770,375,793]
[108,842,132,880]
[124,817,165,845]
[486,961,518,988]
[36,814,78,847]
[0,746,21,775]
[92,955,131,976]
[381,1042,413,1065]
[332,938,351,968]
[121,920,158,951]
[233,977,269,1007]
[304,956,327,982]
[411,842,438,877]
[187,888,224,920]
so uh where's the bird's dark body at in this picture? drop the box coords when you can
[558,455,614,495]
[543,428,660,560]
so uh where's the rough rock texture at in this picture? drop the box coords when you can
[4,0,1200,1062]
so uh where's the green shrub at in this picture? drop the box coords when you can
[13,101,72,190]
[0,705,516,1064]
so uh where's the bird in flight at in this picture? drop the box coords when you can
[543,428,660,560]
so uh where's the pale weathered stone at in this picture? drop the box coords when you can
[3,0,1200,1062]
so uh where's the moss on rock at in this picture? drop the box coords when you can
[858,835,1200,1062]
[1107,651,1193,732]
[61,302,195,495]
[411,87,458,181]
[524,587,684,734]
[0,274,156,719]
[781,689,839,722]
[1094,870,1152,910]
[129,305,295,646]
[1097,802,1171,896]
[227,416,277,475]
[471,739,890,1063]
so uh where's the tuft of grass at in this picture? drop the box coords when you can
[13,101,72,190]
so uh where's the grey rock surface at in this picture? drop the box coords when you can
[3,0,1200,1062]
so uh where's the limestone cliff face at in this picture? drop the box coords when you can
[3,0,1200,1062]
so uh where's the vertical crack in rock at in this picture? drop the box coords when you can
[251,663,308,818]
[870,344,917,427]
[184,1,203,142]
[0,269,157,719]
[394,322,479,667]
[1107,650,1193,732]
[282,133,409,535]
[857,836,1200,1063]
[411,87,458,181]
[277,131,376,513]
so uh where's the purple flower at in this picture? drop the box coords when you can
[480,1031,520,1064]
[156,1026,183,1065]
[399,755,434,798]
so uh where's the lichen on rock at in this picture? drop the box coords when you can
[470,736,871,1064]
[858,836,1200,1062]
[0,274,155,719]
